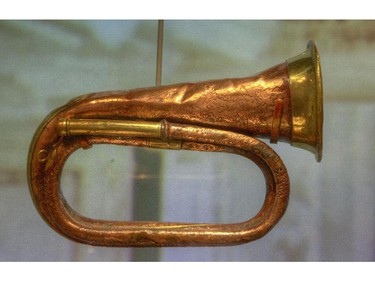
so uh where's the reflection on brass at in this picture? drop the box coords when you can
[57,118,164,138]
[27,41,323,247]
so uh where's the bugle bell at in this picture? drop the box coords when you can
[28,40,323,247]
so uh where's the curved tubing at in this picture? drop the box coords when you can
[27,41,323,246]
[28,115,289,246]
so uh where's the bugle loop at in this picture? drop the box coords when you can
[28,41,323,247]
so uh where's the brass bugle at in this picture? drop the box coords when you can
[28,40,323,247]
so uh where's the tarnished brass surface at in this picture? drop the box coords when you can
[28,41,323,247]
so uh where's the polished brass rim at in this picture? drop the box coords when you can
[287,40,323,162]
[310,40,323,162]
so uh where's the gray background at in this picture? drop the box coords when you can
[0,20,374,261]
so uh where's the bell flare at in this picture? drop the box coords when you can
[287,40,323,162]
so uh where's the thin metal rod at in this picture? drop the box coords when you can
[134,20,164,260]
[156,20,164,86]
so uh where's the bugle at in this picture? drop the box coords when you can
[28,40,323,247]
